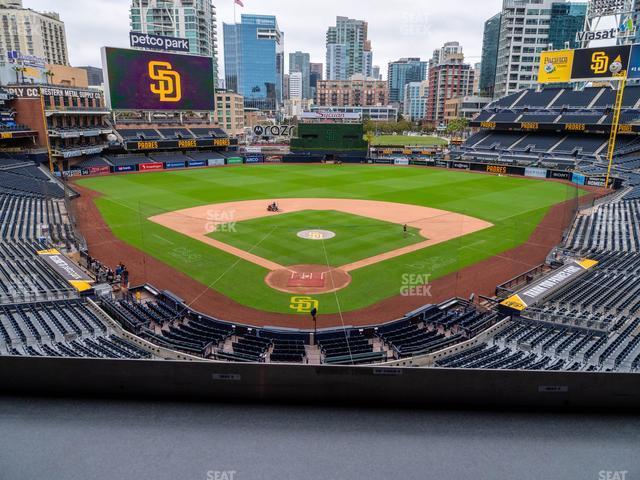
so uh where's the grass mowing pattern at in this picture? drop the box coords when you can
[76,164,581,314]
[209,210,423,267]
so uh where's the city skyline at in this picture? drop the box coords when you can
[23,0,502,77]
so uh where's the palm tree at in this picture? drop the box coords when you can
[44,70,55,85]
[12,65,26,84]
[364,130,374,157]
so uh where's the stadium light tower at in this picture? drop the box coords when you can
[580,0,637,49]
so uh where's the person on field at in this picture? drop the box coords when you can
[403,224,408,238]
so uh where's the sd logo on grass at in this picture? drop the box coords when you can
[289,296,319,313]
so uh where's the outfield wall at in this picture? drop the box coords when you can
[0,355,638,410]
[64,155,621,190]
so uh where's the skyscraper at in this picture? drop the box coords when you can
[429,41,463,71]
[426,42,474,125]
[548,2,588,50]
[494,0,584,99]
[310,62,323,100]
[387,58,428,106]
[310,63,323,77]
[130,0,219,81]
[403,80,429,122]
[78,66,104,87]
[289,51,311,99]
[325,16,372,80]
[0,0,69,66]
[326,43,347,80]
[362,41,373,78]
[223,14,284,111]
[289,71,303,100]
[479,12,501,98]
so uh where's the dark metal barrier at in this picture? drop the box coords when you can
[0,356,638,409]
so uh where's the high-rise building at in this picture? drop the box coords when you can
[289,51,311,99]
[548,2,588,50]
[372,65,382,81]
[325,16,372,80]
[130,0,219,81]
[310,62,323,100]
[403,80,429,122]
[283,73,290,101]
[426,42,474,125]
[223,14,284,111]
[310,63,323,77]
[326,43,347,80]
[479,12,501,98]
[78,66,104,87]
[429,41,463,71]
[362,42,373,78]
[494,0,584,99]
[473,62,481,95]
[0,0,69,66]
[289,71,303,100]
[387,58,428,106]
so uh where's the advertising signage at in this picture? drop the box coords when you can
[538,50,575,83]
[628,45,640,78]
[102,47,215,111]
[125,138,230,151]
[538,45,634,83]
[129,32,190,53]
[139,162,164,172]
[165,161,186,169]
[571,45,631,81]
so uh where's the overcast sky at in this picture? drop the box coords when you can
[26,0,503,76]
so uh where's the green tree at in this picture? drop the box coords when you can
[446,117,469,135]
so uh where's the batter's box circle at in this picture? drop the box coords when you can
[297,229,336,240]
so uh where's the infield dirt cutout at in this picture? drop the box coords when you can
[149,198,493,294]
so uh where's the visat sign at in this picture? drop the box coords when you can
[576,28,618,43]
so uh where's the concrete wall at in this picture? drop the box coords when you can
[46,64,89,88]
[1,356,638,410]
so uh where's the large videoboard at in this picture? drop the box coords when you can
[101,47,215,111]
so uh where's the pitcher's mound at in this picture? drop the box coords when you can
[265,264,351,294]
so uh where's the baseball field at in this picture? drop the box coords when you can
[75,164,581,318]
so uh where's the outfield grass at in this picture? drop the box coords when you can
[209,210,423,267]
[76,164,582,314]
[369,135,448,146]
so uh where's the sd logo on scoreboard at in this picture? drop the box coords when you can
[571,45,631,81]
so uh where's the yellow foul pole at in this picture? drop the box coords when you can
[605,72,627,189]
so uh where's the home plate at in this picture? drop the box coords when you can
[265,264,352,294]
[287,271,326,288]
